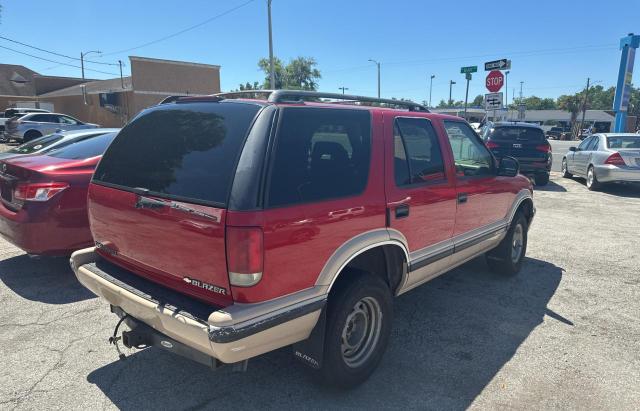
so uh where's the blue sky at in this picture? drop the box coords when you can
[1,0,638,105]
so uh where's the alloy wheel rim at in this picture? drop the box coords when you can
[587,169,593,187]
[562,159,567,174]
[511,224,524,263]
[341,296,382,368]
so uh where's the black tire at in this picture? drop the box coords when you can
[23,130,42,142]
[317,272,393,388]
[586,165,601,191]
[486,212,528,275]
[561,158,572,178]
[535,173,550,186]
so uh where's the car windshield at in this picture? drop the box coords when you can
[607,136,640,149]
[47,132,117,160]
[7,134,65,154]
[491,126,545,142]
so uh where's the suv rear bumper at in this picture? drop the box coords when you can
[70,247,325,364]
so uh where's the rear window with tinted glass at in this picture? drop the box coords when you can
[48,132,117,159]
[607,136,640,149]
[93,102,261,206]
[8,134,64,154]
[490,126,545,142]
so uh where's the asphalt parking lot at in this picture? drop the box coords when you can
[0,143,639,409]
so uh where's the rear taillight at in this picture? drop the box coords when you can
[485,141,499,149]
[604,152,625,166]
[13,182,69,202]
[535,144,552,153]
[226,227,263,287]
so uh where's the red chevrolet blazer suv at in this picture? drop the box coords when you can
[70,91,534,387]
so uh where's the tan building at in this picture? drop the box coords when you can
[0,56,221,127]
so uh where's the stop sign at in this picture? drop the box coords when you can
[486,70,504,92]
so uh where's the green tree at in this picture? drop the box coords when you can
[472,95,484,107]
[258,56,321,90]
[557,94,582,131]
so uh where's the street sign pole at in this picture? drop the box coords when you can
[463,72,471,119]
[613,33,640,132]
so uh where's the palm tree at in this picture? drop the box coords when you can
[557,94,582,137]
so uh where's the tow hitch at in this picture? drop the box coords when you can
[107,306,232,370]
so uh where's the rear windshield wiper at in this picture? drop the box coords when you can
[134,195,218,221]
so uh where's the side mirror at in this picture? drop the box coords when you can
[569,146,577,152]
[498,156,519,177]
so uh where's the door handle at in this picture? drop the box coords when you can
[457,193,468,204]
[395,204,410,219]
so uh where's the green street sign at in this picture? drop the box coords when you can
[465,72,472,80]
[461,66,478,74]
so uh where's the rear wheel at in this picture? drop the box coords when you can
[486,212,528,275]
[318,273,392,388]
[535,173,550,186]
[586,165,601,191]
[23,130,42,142]
[561,158,572,178]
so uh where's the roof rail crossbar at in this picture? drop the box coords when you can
[212,90,429,112]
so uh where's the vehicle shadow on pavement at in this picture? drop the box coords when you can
[86,256,564,410]
[534,180,567,192]
[0,254,95,304]
[599,184,640,198]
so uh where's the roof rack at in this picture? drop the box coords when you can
[212,89,429,112]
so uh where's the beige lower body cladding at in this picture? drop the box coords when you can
[71,248,321,364]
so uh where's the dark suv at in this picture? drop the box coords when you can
[482,121,552,185]
[71,90,535,388]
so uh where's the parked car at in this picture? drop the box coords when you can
[0,107,50,140]
[4,112,99,143]
[0,131,118,255]
[561,133,640,190]
[70,90,534,388]
[545,126,563,140]
[482,121,552,185]
[0,128,120,161]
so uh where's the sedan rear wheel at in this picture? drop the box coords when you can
[586,166,601,191]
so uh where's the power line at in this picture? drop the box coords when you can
[0,44,120,76]
[324,44,617,73]
[101,0,258,56]
[0,35,118,66]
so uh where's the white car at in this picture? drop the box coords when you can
[0,128,120,161]
[4,113,99,143]
[561,133,640,190]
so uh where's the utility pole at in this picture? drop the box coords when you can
[267,0,276,89]
[80,50,101,80]
[449,80,456,106]
[338,86,349,94]
[118,60,124,89]
[578,77,591,136]
[505,70,510,107]
[463,73,471,120]
[429,74,435,108]
[519,81,524,102]
[368,59,381,98]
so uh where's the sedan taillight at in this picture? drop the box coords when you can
[604,152,625,166]
[13,182,69,202]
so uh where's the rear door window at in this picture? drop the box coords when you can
[267,108,371,207]
[490,126,545,142]
[93,102,262,206]
[48,132,117,159]
[393,117,445,186]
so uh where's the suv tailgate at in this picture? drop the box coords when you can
[89,101,264,307]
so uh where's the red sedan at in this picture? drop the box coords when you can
[0,131,117,256]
